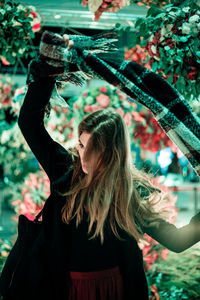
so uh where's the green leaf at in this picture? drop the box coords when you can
[179,36,189,42]
[125,26,131,32]
[140,39,148,47]
[169,49,175,55]
[175,56,182,63]
[164,46,171,51]
[146,6,162,18]
[135,18,144,28]
[152,62,158,72]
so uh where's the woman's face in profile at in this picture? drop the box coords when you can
[76,131,102,174]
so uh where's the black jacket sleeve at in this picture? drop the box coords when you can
[18,79,73,187]
[142,211,200,253]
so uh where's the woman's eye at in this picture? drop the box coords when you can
[79,143,84,149]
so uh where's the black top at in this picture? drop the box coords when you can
[17,78,200,300]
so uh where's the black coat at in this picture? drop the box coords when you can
[1,79,199,300]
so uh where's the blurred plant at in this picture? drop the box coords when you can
[0,0,41,65]
[147,246,200,299]
[11,171,50,221]
[124,45,152,69]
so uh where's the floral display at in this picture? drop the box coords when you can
[134,1,200,100]
[72,84,175,153]
[11,171,50,221]
[0,0,41,65]
[0,75,18,109]
[133,108,175,152]
[124,45,151,70]
[81,0,130,21]
[0,77,26,183]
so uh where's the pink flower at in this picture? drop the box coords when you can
[161,249,169,260]
[116,107,125,117]
[73,103,79,110]
[124,112,132,126]
[47,123,56,130]
[90,104,102,112]
[96,93,110,107]
[143,255,154,264]
[99,86,108,93]
[61,108,68,113]
[3,84,11,95]
[15,87,25,95]
[83,92,88,97]
[1,57,10,65]
[68,133,74,139]
[84,105,92,113]
[143,244,151,256]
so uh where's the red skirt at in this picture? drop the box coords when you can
[67,266,123,300]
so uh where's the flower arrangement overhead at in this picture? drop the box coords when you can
[134,1,200,101]
[80,0,183,21]
[0,0,41,65]
[81,0,131,21]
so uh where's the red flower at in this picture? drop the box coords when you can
[30,11,37,18]
[32,23,41,31]
[187,70,197,80]
[171,23,182,35]
[166,38,174,49]
[173,73,179,83]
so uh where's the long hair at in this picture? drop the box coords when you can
[60,107,170,245]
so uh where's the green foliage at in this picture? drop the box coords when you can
[0,0,40,64]
[147,246,200,299]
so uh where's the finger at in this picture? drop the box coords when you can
[63,34,69,40]
[68,40,74,49]
[63,34,69,45]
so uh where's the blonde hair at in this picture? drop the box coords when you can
[60,107,169,245]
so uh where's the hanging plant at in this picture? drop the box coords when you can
[0,0,41,65]
[134,1,200,101]
[81,0,130,21]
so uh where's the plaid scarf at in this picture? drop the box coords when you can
[27,30,200,177]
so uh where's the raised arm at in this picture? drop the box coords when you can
[18,78,73,187]
[142,212,200,253]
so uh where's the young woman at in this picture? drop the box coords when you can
[15,36,200,300]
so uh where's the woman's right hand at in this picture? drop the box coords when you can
[63,34,74,49]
